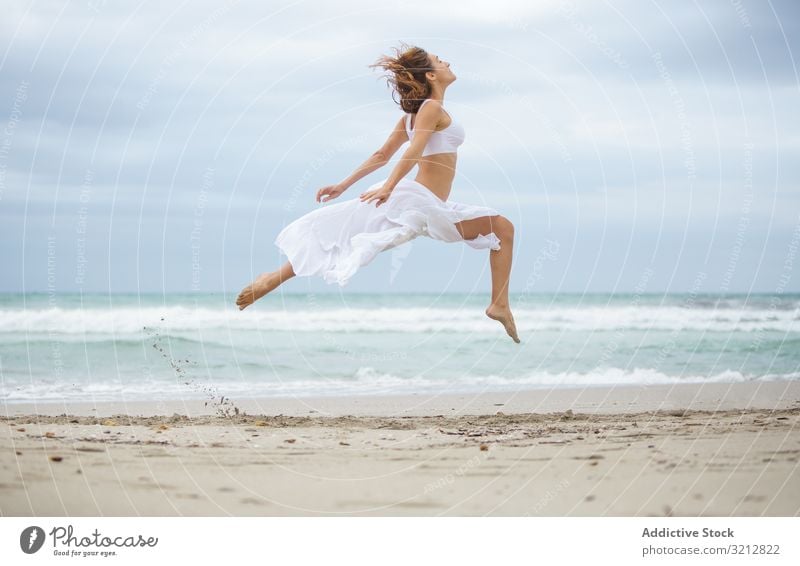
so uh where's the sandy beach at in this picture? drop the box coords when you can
[2,381,798,516]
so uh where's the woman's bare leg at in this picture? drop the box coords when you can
[454,215,520,343]
[235,261,296,310]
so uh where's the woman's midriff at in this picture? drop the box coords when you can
[413,153,457,202]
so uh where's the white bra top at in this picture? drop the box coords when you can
[405,98,466,157]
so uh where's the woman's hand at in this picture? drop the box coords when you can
[316,183,346,203]
[359,185,393,207]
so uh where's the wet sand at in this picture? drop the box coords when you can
[1,381,799,516]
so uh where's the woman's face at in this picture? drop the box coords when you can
[428,53,456,84]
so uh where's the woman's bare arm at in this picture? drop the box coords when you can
[337,151,388,190]
[380,100,441,191]
[337,115,409,190]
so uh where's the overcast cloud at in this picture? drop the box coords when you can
[1,0,798,294]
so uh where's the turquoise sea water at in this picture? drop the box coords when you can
[0,292,798,403]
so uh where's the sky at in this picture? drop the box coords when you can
[1,0,798,295]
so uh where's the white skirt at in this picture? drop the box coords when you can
[274,177,502,286]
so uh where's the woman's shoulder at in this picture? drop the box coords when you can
[419,98,443,112]
[404,98,443,114]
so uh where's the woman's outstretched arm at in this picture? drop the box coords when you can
[337,150,389,190]
[336,115,409,190]
[379,99,440,191]
[360,100,441,207]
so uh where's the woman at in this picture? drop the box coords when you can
[236,43,520,343]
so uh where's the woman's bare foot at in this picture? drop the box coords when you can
[485,304,521,343]
[236,272,278,310]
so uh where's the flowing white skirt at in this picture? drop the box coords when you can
[274,177,502,286]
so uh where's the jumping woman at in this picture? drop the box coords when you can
[235,43,520,343]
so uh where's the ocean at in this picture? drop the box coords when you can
[0,292,798,404]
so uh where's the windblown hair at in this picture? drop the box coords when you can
[369,42,435,114]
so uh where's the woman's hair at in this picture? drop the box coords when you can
[369,42,435,114]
